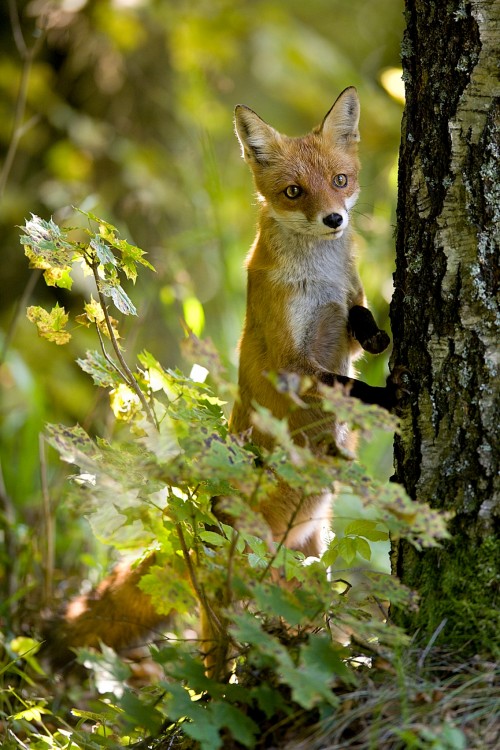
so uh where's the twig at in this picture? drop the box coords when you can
[90,261,159,429]
[225,527,239,609]
[93,311,130,384]
[39,434,54,603]
[0,269,41,366]
[8,0,28,56]
[0,6,45,199]
[0,459,18,617]
[257,489,307,583]
[175,520,224,636]
[417,618,448,671]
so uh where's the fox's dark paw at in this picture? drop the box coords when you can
[386,365,412,410]
[360,329,390,354]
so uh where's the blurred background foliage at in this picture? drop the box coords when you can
[0,0,404,620]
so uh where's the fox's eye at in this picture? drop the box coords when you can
[333,174,348,188]
[284,185,302,199]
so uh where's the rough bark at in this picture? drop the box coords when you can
[390,0,499,656]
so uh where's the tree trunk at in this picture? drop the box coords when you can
[390,0,499,657]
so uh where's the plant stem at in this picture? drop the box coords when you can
[39,434,54,603]
[0,269,40,366]
[90,261,159,429]
[0,5,44,199]
[175,521,224,636]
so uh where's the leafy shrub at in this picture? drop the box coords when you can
[5,212,449,749]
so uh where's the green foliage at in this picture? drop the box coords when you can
[0,212,452,750]
[0,5,402,695]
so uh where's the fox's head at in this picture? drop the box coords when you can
[234,87,361,239]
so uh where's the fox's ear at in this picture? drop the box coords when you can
[320,87,360,146]
[234,105,282,166]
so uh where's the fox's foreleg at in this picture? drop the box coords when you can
[348,305,390,354]
[319,367,409,412]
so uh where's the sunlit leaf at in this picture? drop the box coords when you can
[11,705,52,722]
[110,383,142,421]
[26,303,71,344]
[75,295,121,342]
[183,296,205,336]
[20,215,78,288]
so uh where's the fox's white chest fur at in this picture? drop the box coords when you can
[269,229,356,375]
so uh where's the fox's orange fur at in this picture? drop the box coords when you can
[230,87,367,556]
[46,88,387,669]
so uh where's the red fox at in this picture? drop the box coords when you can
[45,88,392,669]
[229,86,389,557]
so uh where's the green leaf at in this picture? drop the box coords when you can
[140,411,181,462]
[99,279,137,315]
[251,683,287,719]
[253,583,307,627]
[354,536,372,561]
[318,380,397,433]
[120,690,164,734]
[210,702,258,748]
[11,705,52,722]
[336,537,357,565]
[440,725,467,750]
[285,636,345,709]
[77,350,123,388]
[26,303,71,344]
[10,636,41,658]
[139,563,197,615]
[9,637,45,676]
[199,530,228,547]
[183,296,205,336]
[321,544,339,568]
[344,519,389,542]
[44,423,99,471]
[164,683,223,750]
[90,235,117,267]
[300,634,354,686]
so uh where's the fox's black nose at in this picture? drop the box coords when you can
[323,213,344,229]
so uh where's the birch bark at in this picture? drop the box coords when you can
[391,0,499,655]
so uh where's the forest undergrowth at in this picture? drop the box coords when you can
[0,213,498,750]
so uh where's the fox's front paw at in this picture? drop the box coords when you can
[360,329,390,354]
[386,365,412,410]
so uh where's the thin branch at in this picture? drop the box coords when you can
[0,459,18,616]
[8,0,28,57]
[93,312,130,384]
[225,527,239,608]
[257,489,307,583]
[417,618,448,671]
[39,434,54,603]
[90,261,159,429]
[0,10,45,199]
[0,269,41,366]
[175,520,224,637]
